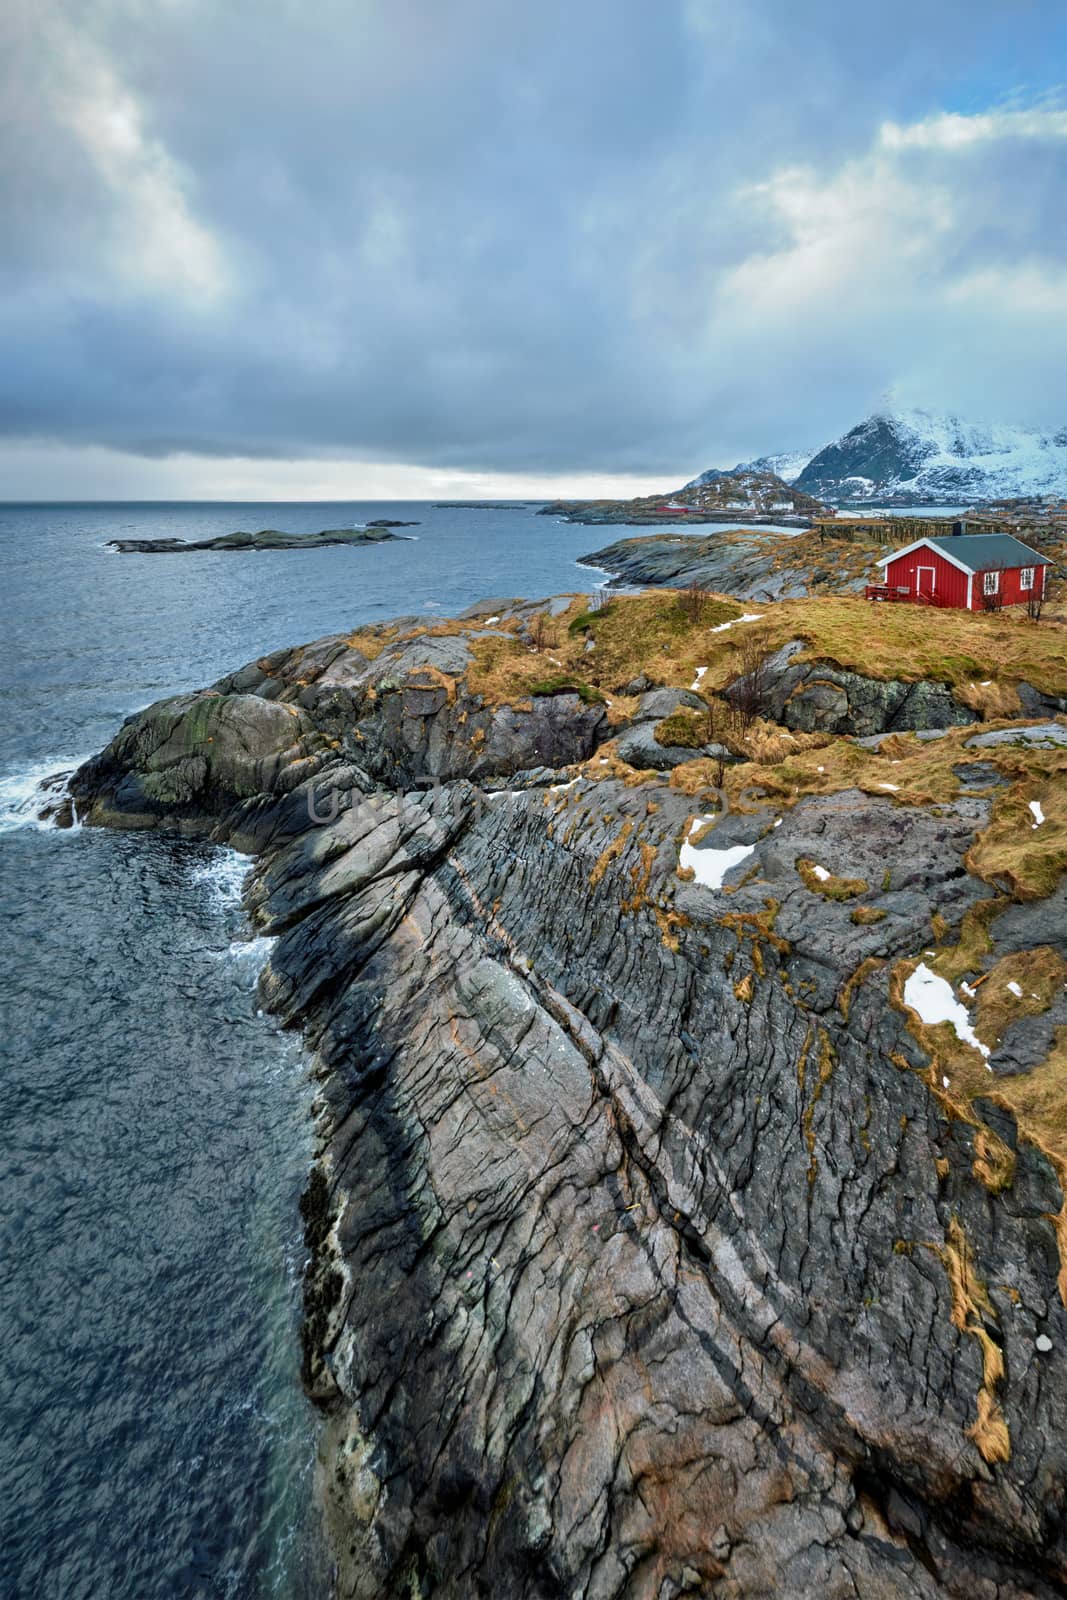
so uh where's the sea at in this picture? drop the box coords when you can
[0,498,750,1599]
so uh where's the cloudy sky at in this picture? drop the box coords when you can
[2,0,1066,498]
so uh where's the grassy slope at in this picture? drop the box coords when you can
[456,590,1067,707]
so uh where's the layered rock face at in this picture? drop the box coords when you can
[60,603,1067,1600]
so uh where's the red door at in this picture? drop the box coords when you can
[915,564,936,600]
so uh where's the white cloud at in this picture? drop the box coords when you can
[688,103,1067,431]
[32,4,229,304]
[880,107,1067,151]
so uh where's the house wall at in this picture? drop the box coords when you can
[979,562,1045,609]
[883,548,969,608]
[882,548,1045,610]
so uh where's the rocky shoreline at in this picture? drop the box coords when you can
[545,503,813,529]
[50,590,1067,1598]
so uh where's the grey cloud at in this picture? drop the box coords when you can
[1,0,1066,479]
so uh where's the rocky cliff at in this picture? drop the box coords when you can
[55,592,1067,1599]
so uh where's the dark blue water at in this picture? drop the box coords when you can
[0,500,630,1598]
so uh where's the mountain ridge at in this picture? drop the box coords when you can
[692,409,1067,505]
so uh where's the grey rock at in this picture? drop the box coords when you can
[1017,681,1067,718]
[965,722,1067,749]
[57,607,1067,1600]
[730,641,977,737]
[633,687,707,719]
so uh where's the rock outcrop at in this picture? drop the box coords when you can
[107,526,407,553]
[731,641,978,737]
[580,528,875,602]
[56,601,1067,1600]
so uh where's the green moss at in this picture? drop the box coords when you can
[653,708,706,748]
[568,603,617,635]
[528,676,607,705]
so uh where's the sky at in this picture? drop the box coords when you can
[2,0,1066,499]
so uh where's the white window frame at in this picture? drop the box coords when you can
[1020,566,1034,591]
[983,569,1000,596]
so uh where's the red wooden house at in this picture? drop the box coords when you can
[869,533,1050,611]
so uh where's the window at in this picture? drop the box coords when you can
[1020,566,1034,591]
[983,570,1000,596]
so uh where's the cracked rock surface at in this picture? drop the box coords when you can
[59,612,1067,1600]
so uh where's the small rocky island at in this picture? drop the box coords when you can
[51,582,1067,1598]
[107,522,416,554]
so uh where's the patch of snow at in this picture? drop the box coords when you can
[1030,800,1045,828]
[960,980,976,998]
[708,612,764,634]
[878,782,900,791]
[942,1076,950,1088]
[691,666,708,691]
[679,816,755,889]
[550,778,579,793]
[980,680,992,687]
[773,817,782,827]
[1006,980,1024,998]
[485,615,500,624]
[903,963,991,1060]
[810,862,831,881]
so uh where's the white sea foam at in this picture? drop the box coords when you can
[191,847,252,908]
[0,760,87,836]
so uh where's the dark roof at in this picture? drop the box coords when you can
[902,533,1051,572]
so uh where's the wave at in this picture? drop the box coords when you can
[0,759,86,836]
[191,846,278,986]
[190,846,252,908]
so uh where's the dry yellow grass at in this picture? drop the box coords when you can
[797,858,868,900]
[965,764,1067,899]
[343,624,399,660]
[973,947,1067,1049]
[930,1217,1011,1464]
[360,591,1067,728]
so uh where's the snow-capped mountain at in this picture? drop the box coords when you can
[686,449,811,489]
[793,410,1067,504]
[688,411,1067,505]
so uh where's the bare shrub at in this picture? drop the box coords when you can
[529,611,551,652]
[703,697,729,786]
[731,632,775,732]
[677,580,708,626]
[1026,585,1045,621]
